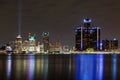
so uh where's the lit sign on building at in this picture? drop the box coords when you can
[29,36,35,41]
[83,19,92,23]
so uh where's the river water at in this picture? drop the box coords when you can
[0,54,120,80]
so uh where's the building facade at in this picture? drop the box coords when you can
[75,19,101,51]
[102,38,118,50]
[42,32,50,52]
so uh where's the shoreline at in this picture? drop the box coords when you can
[0,52,119,56]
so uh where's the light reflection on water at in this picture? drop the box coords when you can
[27,56,35,80]
[0,54,119,80]
[43,55,48,80]
[112,54,117,80]
[96,54,104,80]
[75,54,97,80]
[7,55,12,79]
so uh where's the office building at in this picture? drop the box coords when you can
[75,19,101,51]
[28,33,36,45]
[102,39,110,51]
[102,38,118,50]
[15,35,22,44]
[110,38,118,49]
[42,32,49,52]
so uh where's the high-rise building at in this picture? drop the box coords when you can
[102,38,118,50]
[28,33,36,46]
[28,33,36,52]
[75,19,101,51]
[102,39,110,51]
[14,35,22,53]
[16,35,22,44]
[110,38,118,49]
[42,32,49,52]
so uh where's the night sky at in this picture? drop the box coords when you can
[0,0,120,46]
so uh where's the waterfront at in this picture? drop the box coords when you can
[0,54,120,80]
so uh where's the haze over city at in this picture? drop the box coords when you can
[0,0,120,46]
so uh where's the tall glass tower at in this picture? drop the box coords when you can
[75,19,101,51]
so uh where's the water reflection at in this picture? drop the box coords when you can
[96,54,104,80]
[55,56,62,80]
[7,55,12,79]
[43,55,48,80]
[75,54,104,80]
[14,56,23,79]
[27,56,35,80]
[112,54,117,80]
[0,54,120,80]
[75,54,96,80]
[35,55,44,79]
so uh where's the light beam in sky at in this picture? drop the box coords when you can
[18,0,22,36]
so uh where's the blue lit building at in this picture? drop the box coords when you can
[75,19,101,51]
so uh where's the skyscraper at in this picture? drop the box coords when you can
[28,33,36,46]
[16,35,22,44]
[14,35,22,53]
[75,19,101,51]
[42,32,49,52]
[28,33,36,52]
[102,38,118,50]
[110,38,118,49]
[102,39,110,51]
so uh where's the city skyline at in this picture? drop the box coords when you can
[0,0,120,46]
